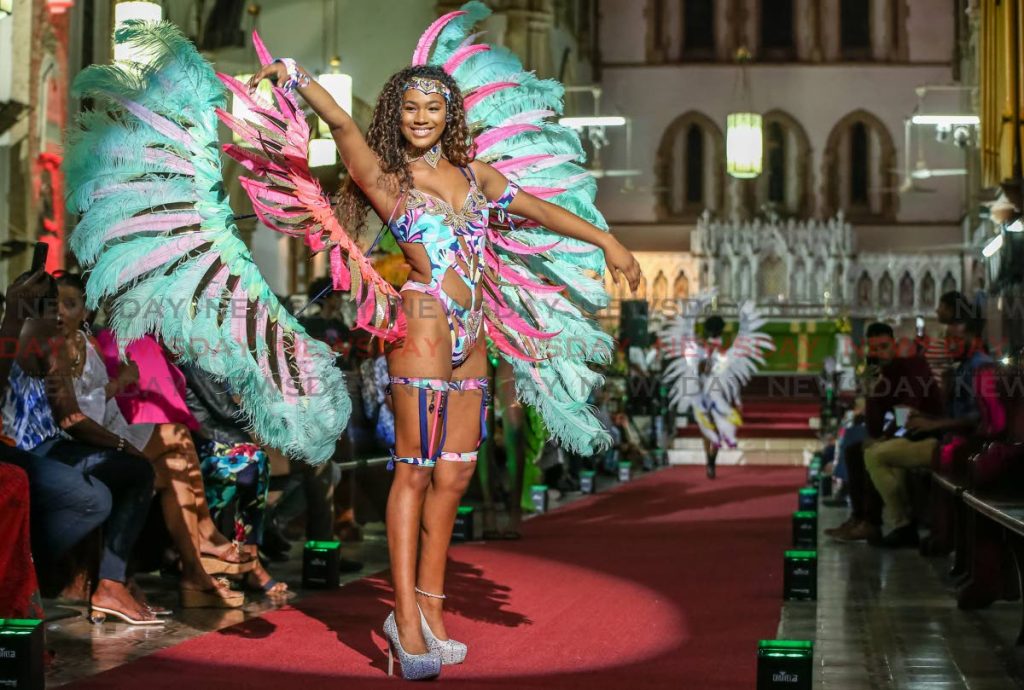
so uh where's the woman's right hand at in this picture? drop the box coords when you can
[248,62,291,90]
[118,359,140,388]
[3,270,50,327]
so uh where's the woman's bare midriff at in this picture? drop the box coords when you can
[397,242,480,311]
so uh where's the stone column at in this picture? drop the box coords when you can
[794,0,819,61]
[871,0,889,62]
[730,0,747,54]
[438,0,559,73]
[819,0,840,61]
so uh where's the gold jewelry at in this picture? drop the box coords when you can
[404,76,451,102]
[407,142,442,169]
[69,331,84,370]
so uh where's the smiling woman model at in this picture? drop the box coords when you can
[250,54,640,681]
[65,6,637,681]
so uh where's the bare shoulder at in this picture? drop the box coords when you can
[467,159,493,180]
[468,160,508,199]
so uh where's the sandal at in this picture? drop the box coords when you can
[244,572,290,597]
[89,604,165,626]
[200,544,256,575]
[260,579,289,596]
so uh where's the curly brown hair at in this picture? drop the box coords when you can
[338,65,474,234]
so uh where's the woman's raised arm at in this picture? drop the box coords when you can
[248,62,392,209]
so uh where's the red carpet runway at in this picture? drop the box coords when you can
[70,465,803,689]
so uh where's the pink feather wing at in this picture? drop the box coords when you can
[219,42,403,342]
[412,10,466,65]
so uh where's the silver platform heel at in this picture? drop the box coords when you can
[383,611,442,680]
[416,587,468,665]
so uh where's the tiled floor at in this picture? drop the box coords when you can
[43,530,389,687]
[42,469,632,687]
[779,503,1024,689]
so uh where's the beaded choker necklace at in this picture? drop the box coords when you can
[407,143,442,169]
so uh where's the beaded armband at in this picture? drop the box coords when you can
[274,58,311,91]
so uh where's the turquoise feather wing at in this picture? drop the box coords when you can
[64,21,350,464]
[415,2,613,455]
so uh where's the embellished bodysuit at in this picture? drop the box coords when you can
[385,166,519,470]
[388,166,519,367]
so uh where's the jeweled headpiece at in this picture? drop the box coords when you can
[404,76,451,102]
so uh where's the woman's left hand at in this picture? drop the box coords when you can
[603,236,642,293]
[118,359,140,388]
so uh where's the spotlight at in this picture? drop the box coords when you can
[953,126,971,148]
[935,123,952,143]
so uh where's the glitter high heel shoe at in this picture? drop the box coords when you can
[417,590,467,665]
[383,611,442,680]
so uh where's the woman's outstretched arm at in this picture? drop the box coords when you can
[470,161,642,293]
[247,62,392,210]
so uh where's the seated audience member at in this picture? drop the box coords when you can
[860,322,943,547]
[1,271,113,605]
[919,291,965,389]
[1,272,159,624]
[865,317,984,547]
[180,362,290,595]
[54,274,245,608]
[825,400,882,541]
[613,411,649,467]
[0,462,42,618]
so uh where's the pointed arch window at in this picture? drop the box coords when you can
[673,270,689,298]
[857,272,873,308]
[941,272,957,295]
[878,272,894,307]
[652,271,668,304]
[824,111,896,221]
[920,272,936,310]
[757,111,811,216]
[657,112,724,219]
[899,272,915,309]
